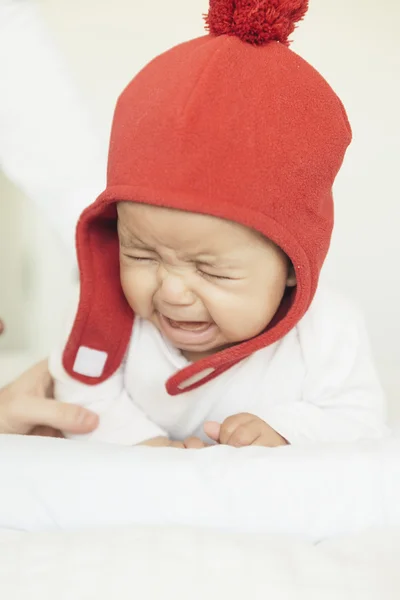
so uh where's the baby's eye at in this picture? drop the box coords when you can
[199,270,232,281]
[124,254,155,262]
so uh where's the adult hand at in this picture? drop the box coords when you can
[0,360,99,436]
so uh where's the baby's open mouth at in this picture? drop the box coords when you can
[166,318,211,332]
[158,313,217,347]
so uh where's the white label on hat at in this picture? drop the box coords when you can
[73,346,108,377]
[177,368,215,390]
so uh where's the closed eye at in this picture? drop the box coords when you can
[198,270,233,281]
[122,254,156,262]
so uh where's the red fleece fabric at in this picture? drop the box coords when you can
[206,0,309,45]
[63,33,351,395]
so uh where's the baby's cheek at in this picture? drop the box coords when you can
[246,294,280,333]
[211,299,251,340]
[120,267,135,299]
[221,297,273,341]
[121,270,152,312]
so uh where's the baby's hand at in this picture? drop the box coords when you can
[138,436,185,448]
[138,436,209,449]
[183,436,210,449]
[204,413,288,448]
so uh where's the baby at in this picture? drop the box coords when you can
[50,0,388,448]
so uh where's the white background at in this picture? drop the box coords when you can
[0,0,399,411]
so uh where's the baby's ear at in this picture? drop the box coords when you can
[286,264,297,287]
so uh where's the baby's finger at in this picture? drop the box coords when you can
[251,430,288,447]
[170,440,186,449]
[184,436,207,449]
[225,420,262,447]
[204,421,221,442]
[219,414,255,445]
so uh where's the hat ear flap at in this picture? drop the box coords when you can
[62,201,134,384]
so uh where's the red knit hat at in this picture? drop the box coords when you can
[63,0,352,394]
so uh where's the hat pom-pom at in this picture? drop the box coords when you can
[205,0,309,46]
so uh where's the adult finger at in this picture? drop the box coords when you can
[10,395,99,434]
[30,425,64,438]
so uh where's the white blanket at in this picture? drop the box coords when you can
[2,433,400,598]
[1,434,400,541]
[1,526,400,599]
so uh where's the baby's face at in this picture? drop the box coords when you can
[117,203,295,362]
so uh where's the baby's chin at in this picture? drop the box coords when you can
[180,347,219,362]
[180,327,271,361]
[179,339,242,363]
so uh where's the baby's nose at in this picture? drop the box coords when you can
[158,269,195,306]
[159,267,195,305]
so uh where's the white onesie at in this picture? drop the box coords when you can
[49,286,388,445]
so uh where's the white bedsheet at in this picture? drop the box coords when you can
[1,434,400,541]
[1,525,400,599]
[2,431,400,598]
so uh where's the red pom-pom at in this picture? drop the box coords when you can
[205,0,309,46]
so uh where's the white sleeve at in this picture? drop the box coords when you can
[0,0,106,256]
[260,292,389,444]
[48,299,168,445]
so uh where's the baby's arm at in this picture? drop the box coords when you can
[206,291,388,447]
[257,295,389,444]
